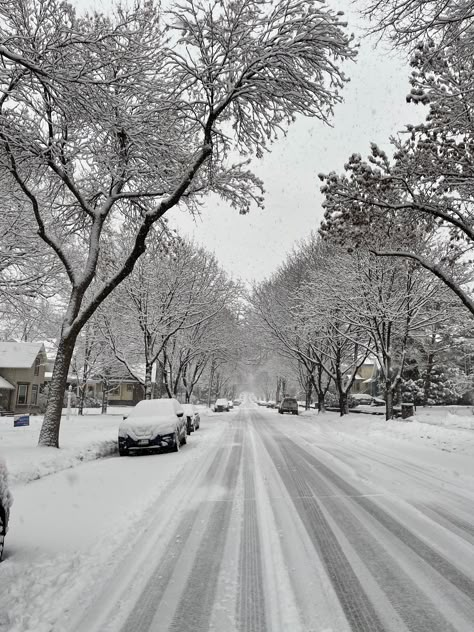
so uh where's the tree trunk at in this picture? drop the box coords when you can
[423,352,434,406]
[317,391,326,413]
[38,334,77,447]
[144,363,153,399]
[101,382,108,414]
[305,382,311,409]
[207,361,215,408]
[385,382,394,420]
[78,384,86,415]
[339,391,349,416]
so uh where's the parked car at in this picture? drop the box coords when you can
[266,400,276,408]
[233,399,241,407]
[182,403,200,434]
[0,456,12,562]
[118,398,187,455]
[215,398,229,412]
[278,397,299,415]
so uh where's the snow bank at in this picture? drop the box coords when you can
[298,406,474,459]
[0,410,123,486]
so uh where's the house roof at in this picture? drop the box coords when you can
[0,375,14,390]
[0,342,45,368]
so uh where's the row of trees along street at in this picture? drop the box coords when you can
[0,0,355,447]
[5,0,474,438]
[1,226,245,415]
[250,0,474,421]
[250,235,474,420]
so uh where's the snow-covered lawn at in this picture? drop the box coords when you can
[299,405,474,459]
[0,408,129,486]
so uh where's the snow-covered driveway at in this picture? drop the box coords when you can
[1,404,474,631]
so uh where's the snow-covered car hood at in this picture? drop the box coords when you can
[119,415,179,438]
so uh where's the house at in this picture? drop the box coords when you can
[351,358,380,397]
[0,342,47,413]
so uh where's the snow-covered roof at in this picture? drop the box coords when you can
[0,342,45,368]
[0,376,15,390]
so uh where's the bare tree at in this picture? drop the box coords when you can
[0,0,355,446]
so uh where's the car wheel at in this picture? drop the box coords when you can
[118,443,128,456]
[173,432,180,452]
[181,429,187,445]
[0,508,5,562]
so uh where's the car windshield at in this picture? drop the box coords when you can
[128,399,178,418]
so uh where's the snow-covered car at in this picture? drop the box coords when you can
[278,397,299,415]
[182,403,200,434]
[118,398,187,456]
[215,398,229,412]
[0,456,12,562]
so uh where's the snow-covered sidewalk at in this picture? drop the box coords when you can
[0,408,128,486]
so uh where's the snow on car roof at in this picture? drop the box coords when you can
[129,398,182,417]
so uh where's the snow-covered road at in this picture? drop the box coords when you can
[1,404,474,631]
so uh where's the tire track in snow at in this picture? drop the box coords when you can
[286,438,474,603]
[168,431,243,632]
[274,437,463,632]
[236,430,267,632]
[260,428,385,632]
[117,426,242,632]
[416,504,474,544]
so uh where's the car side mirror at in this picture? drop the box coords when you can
[123,415,128,420]
[177,412,183,417]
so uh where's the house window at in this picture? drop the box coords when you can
[31,384,39,406]
[17,383,29,405]
[126,384,134,392]
[34,356,41,376]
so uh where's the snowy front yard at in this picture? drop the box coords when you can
[0,408,127,486]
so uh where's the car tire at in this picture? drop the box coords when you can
[181,430,187,446]
[0,508,5,562]
[118,444,128,456]
[173,433,180,452]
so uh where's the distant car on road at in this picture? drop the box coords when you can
[118,398,187,455]
[233,399,241,407]
[215,398,229,412]
[182,403,200,434]
[227,400,234,410]
[0,456,12,562]
[278,397,299,415]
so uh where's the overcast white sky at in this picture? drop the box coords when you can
[79,0,425,284]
